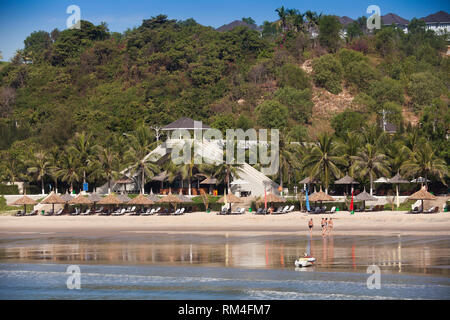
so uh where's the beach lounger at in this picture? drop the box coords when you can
[287,205,295,213]
[321,206,327,213]
[27,210,38,216]
[14,210,24,217]
[255,208,263,215]
[231,208,245,215]
[217,207,228,215]
[112,208,126,216]
[45,209,54,216]
[142,208,154,216]
[280,206,290,213]
[55,208,64,216]
[95,206,104,214]
[328,206,336,214]
[173,208,185,216]
[81,209,91,216]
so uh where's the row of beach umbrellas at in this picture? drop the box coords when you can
[11,192,196,213]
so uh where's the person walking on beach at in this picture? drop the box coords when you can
[321,218,327,236]
[328,218,333,235]
[308,219,314,234]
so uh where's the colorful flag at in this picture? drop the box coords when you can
[305,187,310,212]
[264,188,267,209]
[350,189,354,214]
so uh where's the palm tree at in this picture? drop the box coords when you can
[47,146,61,193]
[400,141,448,187]
[275,133,302,195]
[124,125,159,194]
[302,134,347,194]
[26,151,51,195]
[68,132,94,185]
[275,6,287,32]
[90,147,121,194]
[351,144,390,195]
[56,150,81,192]
[336,131,363,177]
[286,9,305,32]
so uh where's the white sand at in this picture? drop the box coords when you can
[0,210,449,237]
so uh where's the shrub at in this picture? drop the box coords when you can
[368,78,404,105]
[255,100,289,129]
[344,60,377,91]
[277,64,311,90]
[331,109,366,137]
[312,54,343,94]
[0,184,19,195]
[407,72,444,107]
[274,87,313,123]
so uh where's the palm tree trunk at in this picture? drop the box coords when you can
[369,172,373,196]
[280,169,283,196]
[141,165,145,194]
[83,170,86,184]
[54,178,58,194]
[188,178,192,196]
[108,179,111,195]
[41,179,45,195]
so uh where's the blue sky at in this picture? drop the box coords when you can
[0,0,449,61]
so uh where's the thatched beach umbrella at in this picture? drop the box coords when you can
[69,194,93,213]
[69,194,93,205]
[217,193,243,204]
[129,194,154,213]
[61,193,73,203]
[309,189,335,208]
[257,193,286,204]
[388,173,409,208]
[408,186,437,213]
[178,194,193,203]
[11,195,37,214]
[88,193,102,203]
[118,194,132,203]
[97,194,123,213]
[334,174,359,194]
[157,193,183,211]
[355,189,377,211]
[147,194,160,202]
[41,192,66,214]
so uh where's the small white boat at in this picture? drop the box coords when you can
[294,256,316,267]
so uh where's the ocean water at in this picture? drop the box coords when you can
[0,234,449,300]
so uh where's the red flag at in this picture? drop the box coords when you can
[264,188,267,209]
[350,189,354,213]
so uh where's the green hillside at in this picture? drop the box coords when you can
[0,11,448,193]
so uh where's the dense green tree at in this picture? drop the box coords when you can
[318,15,342,52]
[331,109,366,137]
[255,100,289,129]
[274,86,313,123]
[312,54,343,94]
[407,72,444,107]
[277,64,311,90]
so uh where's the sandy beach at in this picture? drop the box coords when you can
[0,211,449,237]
